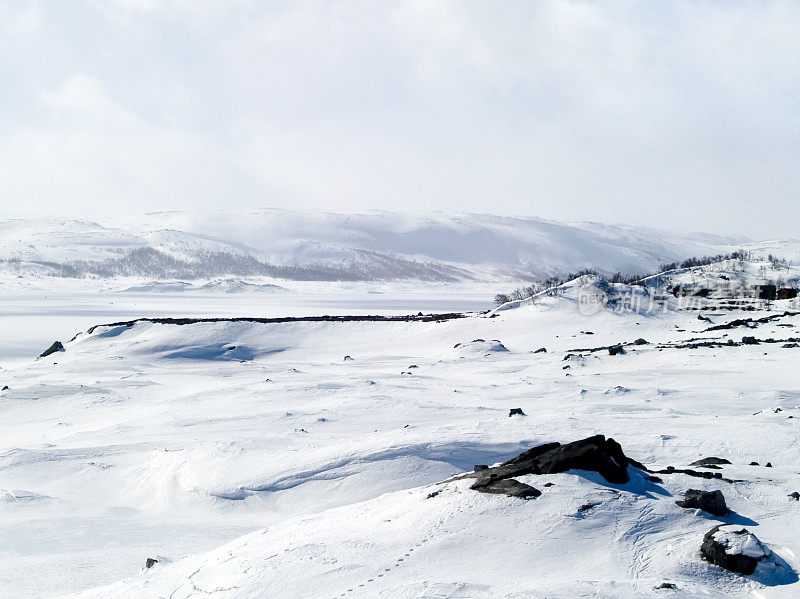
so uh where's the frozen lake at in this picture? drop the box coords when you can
[0,283,497,369]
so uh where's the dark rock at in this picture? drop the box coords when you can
[676,489,728,516]
[749,462,759,466]
[633,338,649,345]
[690,457,731,468]
[578,502,599,512]
[1,386,7,391]
[765,462,773,468]
[534,347,547,353]
[543,482,554,487]
[479,434,633,484]
[778,288,798,300]
[656,582,677,590]
[38,341,64,359]
[652,466,737,483]
[783,343,799,348]
[470,478,541,499]
[608,345,626,356]
[646,475,663,483]
[741,336,759,345]
[509,408,525,417]
[757,284,777,300]
[426,490,440,499]
[562,365,570,370]
[789,492,799,501]
[473,465,488,472]
[145,558,158,569]
[343,355,352,361]
[408,364,418,369]
[700,525,767,575]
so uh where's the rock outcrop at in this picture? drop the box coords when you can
[676,489,728,516]
[38,341,64,359]
[701,525,768,575]
[470,435,635,485]
[470,477,541,498]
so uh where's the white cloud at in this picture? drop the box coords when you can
[0,73,258,215]
[0,0,798,237]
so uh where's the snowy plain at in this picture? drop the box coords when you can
[1,275,799,598]
[1,214,799,598]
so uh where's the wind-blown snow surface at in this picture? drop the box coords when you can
[0,209,760,283]
[1,287,799,597]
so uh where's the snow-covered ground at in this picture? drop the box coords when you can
[1,261,798,597]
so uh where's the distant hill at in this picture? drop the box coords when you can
[0,209,786,283]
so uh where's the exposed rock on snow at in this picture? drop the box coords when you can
[701,525,768,575]
[508,408,525,417]
[655,582,678,590]
[470,477,541,499]
[676,489,728,516]
[469,435,635,485]
[690,457,731,468]
[37,340,64,359]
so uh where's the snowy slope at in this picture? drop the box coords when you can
[0,209,770,284]
[1,274,798,597]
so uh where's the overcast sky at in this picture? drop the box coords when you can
[0,0,798,238]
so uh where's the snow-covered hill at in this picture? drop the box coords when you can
[0,209,768,284]
[1,267,798,598]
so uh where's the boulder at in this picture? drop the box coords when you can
[690,457,731,468]
[470,477,541,499]
[508,408,525,417]
[608,345,626,356]
[38,341,64,359]
[789,492,799,501]
[479,435,633,484]
[656,582,677,590]
[701,525,768,575]
[676,489,728,516]
[633,338,649,345]
[741,336,759,345]
[534,347,547,353]
[145,558,158,569]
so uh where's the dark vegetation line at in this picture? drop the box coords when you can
[1,247,472,282]
[83,313,471,335]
